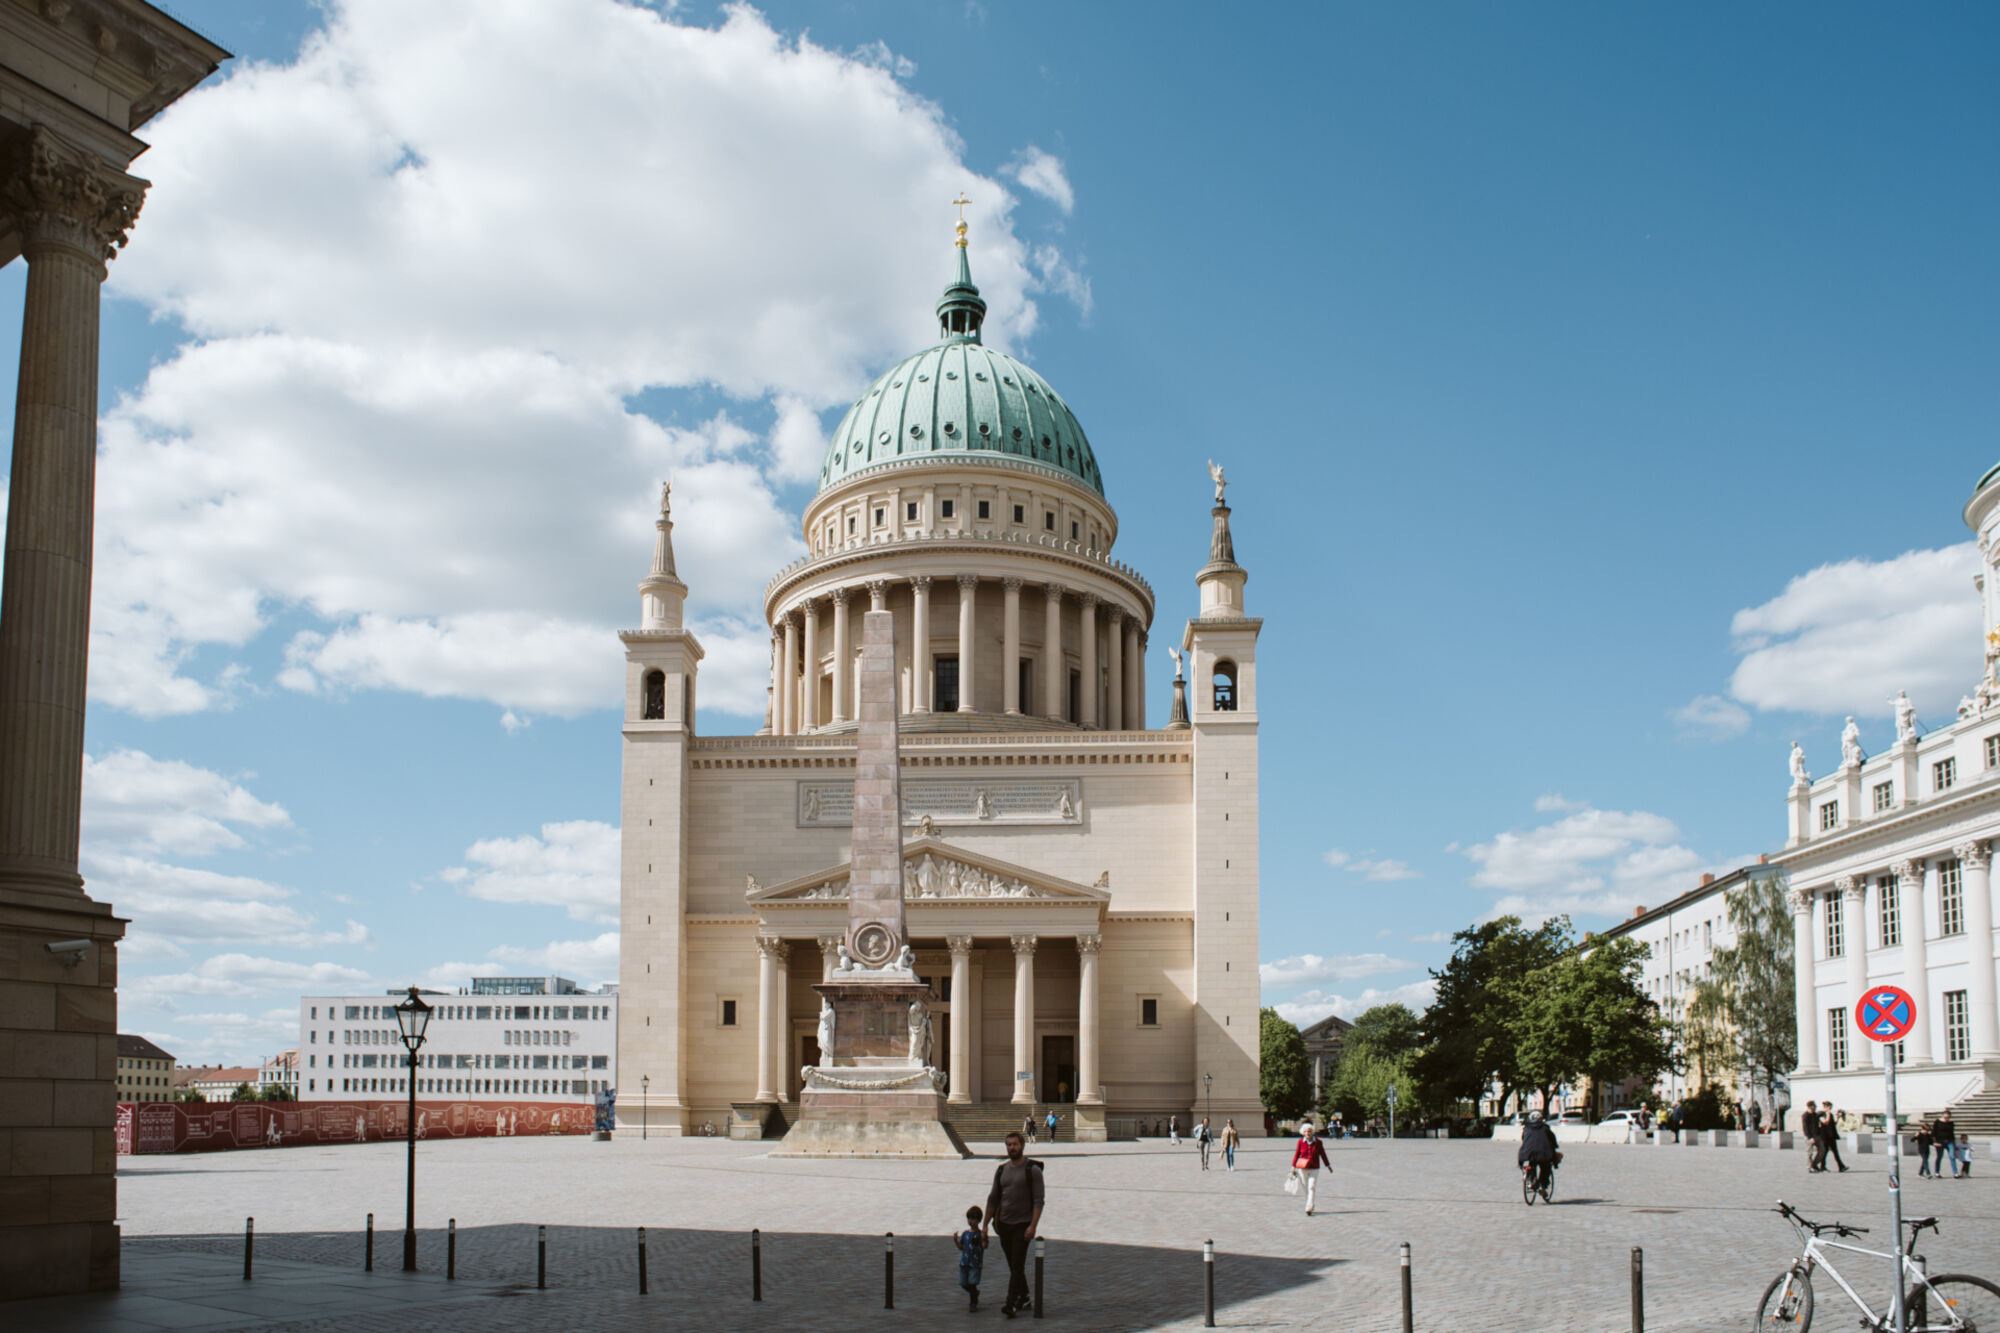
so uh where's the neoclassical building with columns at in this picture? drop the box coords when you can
[615,227,1264,1139]
[1776,460,2000,1117]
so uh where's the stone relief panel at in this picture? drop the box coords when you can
[797,778,1081,828]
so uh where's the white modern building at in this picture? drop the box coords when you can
[1776,462,2000,1118]
[298,977,618,1102]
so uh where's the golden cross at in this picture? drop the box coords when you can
[952,192,971,223]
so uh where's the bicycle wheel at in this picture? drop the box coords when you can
[1522,1169,1536,1205]
[1907,1274,2000,1331]
[1753,1267,1813,1330]
[1539,1166,1555,1204]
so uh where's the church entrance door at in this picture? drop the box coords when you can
[1041,1035,1076,1104]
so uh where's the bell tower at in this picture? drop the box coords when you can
[1184,463,1263,1125]
[617,483,703,1134]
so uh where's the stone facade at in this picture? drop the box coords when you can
[616,238,1264,1139]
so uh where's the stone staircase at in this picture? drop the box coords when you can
[1945,1086,2000,1137]
[947,1102,1074,1143]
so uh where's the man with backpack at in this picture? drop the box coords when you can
[983,1131,1045,1319]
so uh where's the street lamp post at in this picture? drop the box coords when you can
[1203,1072,1212,1125]
[393,987,433,1273]
[641,1074,650,1141]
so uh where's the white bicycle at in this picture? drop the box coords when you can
[1755,1201,2000,1330]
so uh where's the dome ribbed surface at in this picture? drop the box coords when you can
[818,341,1103,497]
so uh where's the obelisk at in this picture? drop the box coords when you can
[773,609,969,1157]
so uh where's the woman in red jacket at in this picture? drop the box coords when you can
[1291,1123,1332,1215]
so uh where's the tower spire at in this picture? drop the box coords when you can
[639,481,688,631]
[936,194,987,342]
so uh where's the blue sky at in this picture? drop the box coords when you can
[9,0,1996,1062]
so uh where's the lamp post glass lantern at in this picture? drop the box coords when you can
[394,987,432,1272]
[1203,1072,1212,1124]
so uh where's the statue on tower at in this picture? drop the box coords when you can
[1789,741,1808,786]
[1891,690,1917,744]
[1207,459,1227,505]
[1840,716,1863,768]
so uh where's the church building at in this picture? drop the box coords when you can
[614,223,1264,1139]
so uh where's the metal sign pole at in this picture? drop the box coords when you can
[1886,1044,1906,1333]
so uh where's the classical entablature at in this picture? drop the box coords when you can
[746,837,1108,935]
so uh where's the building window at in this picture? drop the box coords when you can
[940,499,955,519]
[1826,890,1844,958]
[1067,669,1081,725]
[1818,801,1838,832]
[847,515,856,535]
[1013,504,1024,524]
[1873,782,1894,813]
[1044,511,1055,531]
[874,507,885,527]
[1988,735,2000,769]
[1877,875,1900,948]
[977,500,990,520]
[1018,658,1034,715]
[1934,757,1957,792]
[1213,660,1238,712]
[906,501,918,521]
[1945,989,1971,1062]
[1940,859,1965,936]
[934,656,960,712]
[1140,997,1159,1027]
[720,999,737,1027]
[641,669,665,721]
[1828,1008,1850,1070]
[1070,520,1079,540]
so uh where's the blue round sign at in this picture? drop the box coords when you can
[1854,985,1916,1044]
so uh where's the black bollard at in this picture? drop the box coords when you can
[1034,1235,1045,1318]
[638,1226,648,1296]
[1401,1242,1414,1333]
[447,1219,456,1281]
[1630,1247,1644,1332]
[1204,1239,1216,1328]
[243,1217,254,1281]
[752,1228,762,1302]
[365,1213,374,1272]
[538,1225,547,1290]
[885,1231,895,1309]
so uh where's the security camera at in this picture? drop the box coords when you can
[45,940,89,967]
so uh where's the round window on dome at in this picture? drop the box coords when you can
[945,371,958,380]
[878,431,891,444]
[1002,377,1015,386]
[1012,427,1023,440]
[975,372,987,381]
[943,422,956,436]
[892,381,903,388]
[917,373,930,382]
[978,423,990,436]
[909,425,924,439]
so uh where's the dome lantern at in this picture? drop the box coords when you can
[935,201,987,343]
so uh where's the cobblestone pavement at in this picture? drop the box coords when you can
[104,1134,2000,1331]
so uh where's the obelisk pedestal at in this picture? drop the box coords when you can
[772,610,969,1158]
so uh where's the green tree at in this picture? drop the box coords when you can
[1514,935,1676,1109]
[174,1087,206,1104]
[1683,977,1738,1093]
[1412,916,1569,1115]
[1259,1008,1312,1120]
[1319,1003,1424,1127]
[1345,1003,1422,1060]
[1704,872,1797,1117]
[259,1084,296,1103]
[230,1082,258,1102]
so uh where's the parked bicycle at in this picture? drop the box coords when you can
[1520,1156,1555,1206]
[1754,1200,2000,1330]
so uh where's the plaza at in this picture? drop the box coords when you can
[23,1134,1999,1330]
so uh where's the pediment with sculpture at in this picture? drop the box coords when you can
[745,836,1111,907]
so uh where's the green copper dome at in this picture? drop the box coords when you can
[817,245,1103,497]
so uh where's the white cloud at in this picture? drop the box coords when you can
[1673,694,1752,741]
[82,749,291,856]
[1533,793,1587,813]
[847,38,917,80]
[124,954,371,1003]
[1321,849,1350,868]
[90,1,1079,722]
[1321,848,1420,881]
[1409,931,1451,944]
[1462,802,1748,924]
[1260,953,1416,988]
[1005,146,1075,213]
[1726,544,1980,721]
[85,854,367,950]
[1031,245,1092,318]
[439,820,620,924]
[1274,980,1438,1028]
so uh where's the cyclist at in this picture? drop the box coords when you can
[1518,1109,1559,1194]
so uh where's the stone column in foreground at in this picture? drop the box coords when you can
[910,576,932,713]
[1078,595,1098,728]
[1076,934,1101,1103]
[800,599,820,731]
[947,936,974,1105]
[755,936,781,1102]
[1895,861,1933,1064]
[1838,877,1869,1068]
[1043,584,1064,721]
[1011,933,1037,1103]
[1002,578,1022,714]
[830,589,850,725]
[1105,607,1124,733]
[779,615,798,735]
[1954,841,2000,1060]
[956,573,977,712]
[1789,887,1821,1073]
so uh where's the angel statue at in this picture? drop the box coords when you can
[1840,716,1863,768]
[1168,645,1184,680]
[1207,459,1227,505]
[1789,741,1808,786]
[908,998,934,1068]
[1891,690,1917,744]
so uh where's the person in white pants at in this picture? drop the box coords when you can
[1291,1123,1331,1215]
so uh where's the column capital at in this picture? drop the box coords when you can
[910,574,933,590]
[866,579,890,608]
[817,934,841,959]
[1106,605,1124,626]
[783,609,802,629]
[1075,933,1102,955]
[1078,592,1098,611]
[830,586,851,606]
[756,935,790,961]
[1002,576,1023,592]
[946,935,976,956]
[1893,859,1923,886]
[1786,886,1815,915]
[1835,875,1863,901]
[1,126,147,267]
[1045,582,1066,603]
[956,572,979,590]
[1954,839,1991,870]
[1010,933,1038,956]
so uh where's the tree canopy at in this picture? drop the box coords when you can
[1512,934,1675,1109]
[1259,1008,1313,1120]
[1411,916,1569,1115]
[1319,1002,1425,1126]
[1706,872,1797,1109]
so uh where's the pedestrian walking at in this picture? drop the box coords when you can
[1802,1101,1826,1172]
[1022,1112,1037,1144]
[1290,1123,1331,1215]
[1952,1132,1973,1179]
[982,1131,1045,1319]
[1929,1110,1956,1178]
[954,1205,987,1311]
[1820,1104,1849,1172]
[1221,1119,1240,1171]
[1915,1118,1934,1178]
[1045,1108,1059,1143]
[1196,1117,1213,1170]
[1666,1103,1683,1143]
[1750,1102,1765,1134]
[1169,1115,1180,1146]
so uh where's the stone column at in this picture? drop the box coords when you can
[1127,624,1144,729]
[910,576,932,713]
[818,935,840,982]
[800,599,820,732]
[1011,934,1037,1103]
[830,589,850,725]
[772,939,792,1100]
[755,936,782,1101]
[1896,860,1933,1064]
[947,936,974,1104]
[1790,887,1821,1073]
[1838,877,1868,1067]
[1002,578,1022,714]
[866,580,888,612]
[0,130,144,899]
[1953,840,2000,1059]
[766,634,782,734]
[957,574,978,712]
[1079,594,1098,728]
[1043,584,1065,722]
[1105,607,1124,733]
[780,614,799,735]
[1076,934,1102,1105]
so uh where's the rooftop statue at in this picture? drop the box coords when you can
[1892,690,1917,744]
[1207,459,1227,505]
[1840,716,1863,768]
[1790,742,1808,786]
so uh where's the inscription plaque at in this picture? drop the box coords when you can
[798,778,1081,828]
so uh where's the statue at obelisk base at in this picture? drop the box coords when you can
[772,610,971,1158]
